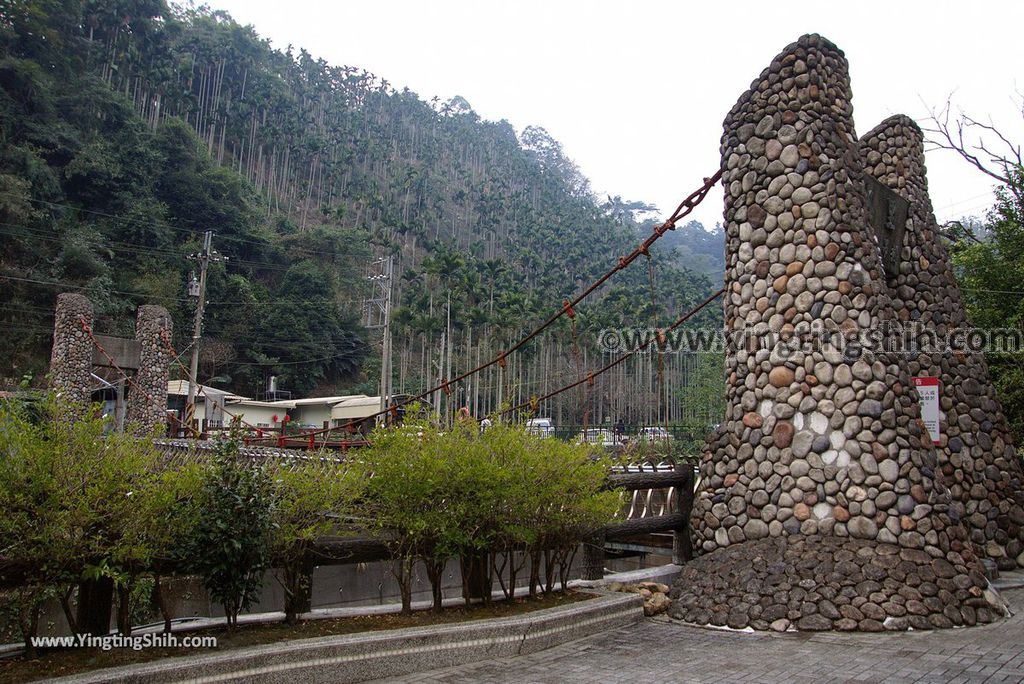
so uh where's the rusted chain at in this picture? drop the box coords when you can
[498,287,726,417]
[248,171,723,443]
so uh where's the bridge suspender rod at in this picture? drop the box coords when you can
[157,329,266,436]
[499,287,726,418]
[248,170,723,444]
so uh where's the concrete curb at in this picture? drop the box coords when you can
[48,592,642,683]
[570,563,683,590]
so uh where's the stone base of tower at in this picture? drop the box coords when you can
[668,535,1006,632]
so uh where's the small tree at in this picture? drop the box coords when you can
[0,396,63,656]
[185,435,275,629]
[357,418,451,614]
[270,458,362,623]
[521,436,620,596]
[477,422,542,600]
[0,395,173,648]
[119,461,205,634]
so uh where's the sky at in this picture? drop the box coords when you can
[210,0,1022,232]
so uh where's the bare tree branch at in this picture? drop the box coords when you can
[922,95,1024,208]
[962,114,1022,168]
[940,220,985,245]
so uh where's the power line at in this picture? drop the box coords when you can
[0,222,364,276]
[220,352,360,367]
[934,191,996,212]
[0,273,367,307]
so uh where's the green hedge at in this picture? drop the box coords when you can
[0,398,620,649]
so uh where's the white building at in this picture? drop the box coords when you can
[166,382,383,433]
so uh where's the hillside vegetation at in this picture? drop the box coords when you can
[0,1,721,426]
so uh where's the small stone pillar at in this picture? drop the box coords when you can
[125,305,172,435]
[49,293,94,418]
[860,117,1024,568]
[581,530,606,581]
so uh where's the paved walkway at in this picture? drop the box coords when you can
[384,588,1024,683]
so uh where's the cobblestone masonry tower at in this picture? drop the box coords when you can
[860,116,1024,568]
[49,293,94,418]
[670,35,1010,632]
[124,305,172,435]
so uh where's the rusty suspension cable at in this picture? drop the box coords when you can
[248,170,723,443]
[498,287,726,417]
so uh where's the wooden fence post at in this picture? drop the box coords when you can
[581,530,606,581]
[673,464,694,565]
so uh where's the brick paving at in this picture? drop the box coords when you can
[383,588,1024,683]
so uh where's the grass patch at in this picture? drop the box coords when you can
[0,591,593,683]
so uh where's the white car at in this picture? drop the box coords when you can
[525,418,555,437]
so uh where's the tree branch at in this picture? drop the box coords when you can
[923,95,1024,208]
[940,220,985,245]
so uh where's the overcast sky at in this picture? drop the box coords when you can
[211,0,1022,232]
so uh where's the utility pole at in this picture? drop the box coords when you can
[364,255,394,416]
[380,255,393,415]
[444,290,452,423]
[185,231,225,434]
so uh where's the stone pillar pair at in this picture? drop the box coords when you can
[49,294,172,435]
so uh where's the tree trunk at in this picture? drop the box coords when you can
[155,575,173,633]
[19,597,41,659]
[558,544,578,591]
[283,556,315,624]
[396,556,414,615]
[60,584,78,635]
[528,550,541,599]
[543,547,557,595]
[424,558,445,612]
[461,551,491,604]
[75,577,114,637]
[117,584,132,636]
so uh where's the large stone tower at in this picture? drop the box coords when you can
[860,116,1024,568]
[670,34,1015,632]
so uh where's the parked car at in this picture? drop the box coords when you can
[637,426,672,442]
[525,418,555,437]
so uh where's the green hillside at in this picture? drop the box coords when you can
[0,1,721,424]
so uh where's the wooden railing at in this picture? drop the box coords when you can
[579,464,695,580]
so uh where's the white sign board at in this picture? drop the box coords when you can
[913,377,940,445]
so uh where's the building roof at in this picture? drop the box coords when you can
[166,382,380,416]
[166,380,249,401]
[225,398,295,409]
[331,395,383,421]
[291,394,370,407]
